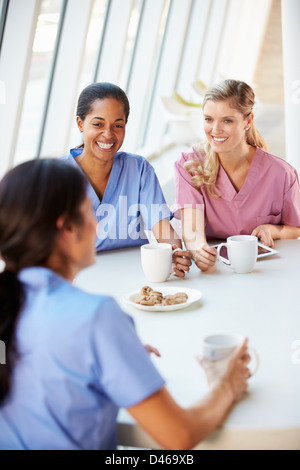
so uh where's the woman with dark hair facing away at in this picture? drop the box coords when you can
[0,159,251,450]
[174,79,300,272]
[61,81,191,278]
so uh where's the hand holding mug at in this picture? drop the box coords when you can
[192,243,217,272]
[171,244,192,278]
[198,334,259,401]
[199,333,259,373]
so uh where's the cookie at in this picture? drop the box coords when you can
[134,286,188,306]
[140,286,153,295]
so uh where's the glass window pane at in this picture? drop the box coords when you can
[0,0,5,104]
[139,0,171,149]
[119,0,144,91]
[79,0,108,89]
[14,0,63,163]
[0,0,9,51]
[68,0,109,149]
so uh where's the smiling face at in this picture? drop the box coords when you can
[76,97,126,164]
[203,99,253,157]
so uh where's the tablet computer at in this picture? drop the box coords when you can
[212,242,278,259]
[257,242,279,258]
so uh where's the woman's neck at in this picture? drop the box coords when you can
[218,144,256,172]
[77,151,112,175]
[76,150,113,201]
[218,145,256,193]
[43,255,77,283]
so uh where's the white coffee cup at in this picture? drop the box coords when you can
[199,333,259,376]
[217,235,258,274]
[141,243,180,283]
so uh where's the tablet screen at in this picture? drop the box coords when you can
[258,244,273,256]
[213,242,278,259]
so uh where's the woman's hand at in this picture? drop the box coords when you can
[251,225,274,247]
[198,338,251,401]
[172,245,192,278]
[191,243,217,272]
[252,224,300,246]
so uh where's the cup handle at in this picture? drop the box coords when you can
[170,247,183,276]
[247,347,259,376]
[217,243,231,267]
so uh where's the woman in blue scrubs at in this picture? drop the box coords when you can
[0,159,251,450]
[61,82,191,277]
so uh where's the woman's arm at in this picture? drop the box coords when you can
[152,217,183,246]
[181,208,217,271]
[128,339,250,450]
[251,224,300,247]
[151,218,192,278]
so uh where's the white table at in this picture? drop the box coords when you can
[75,240,300,450]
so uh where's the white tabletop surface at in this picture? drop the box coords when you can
[75,239,300,450]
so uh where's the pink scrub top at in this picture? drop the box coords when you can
[174,146,300,240]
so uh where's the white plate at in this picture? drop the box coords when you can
[123,287,202,312]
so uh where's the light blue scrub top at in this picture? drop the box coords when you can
[60,149,173,251]
[0,268,165,450]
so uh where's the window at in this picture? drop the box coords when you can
[68,0,109,149]
[0,0,277,177]
[14,0,64,163]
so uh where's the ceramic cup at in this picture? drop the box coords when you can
[217,235,258,274]
[199,333,259,376]
[140,243,180,283]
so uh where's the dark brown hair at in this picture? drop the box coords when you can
[76,82,130,122]
[0,158,87,404]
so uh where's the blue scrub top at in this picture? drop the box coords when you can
[60,149,173,251]
[0,268,165,450]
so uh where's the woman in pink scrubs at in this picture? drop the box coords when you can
[174,79,300,271]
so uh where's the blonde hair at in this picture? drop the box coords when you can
[184,79,268,197]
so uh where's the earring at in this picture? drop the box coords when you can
[245,128,249,131]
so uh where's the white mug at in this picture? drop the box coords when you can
[140,243,180,283]
[217,235,258,274]
[199,333,259,376]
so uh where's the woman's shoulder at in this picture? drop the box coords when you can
[61,148,83,158]
[176,145,205,168]
[116,151,155,173]
[54,276,131,331]
[59,148,83,166]
[64,279,121,317]
[20,267,119,317]
[256,147,299,176]
[116,151,145,163]
[68,285,134,334]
